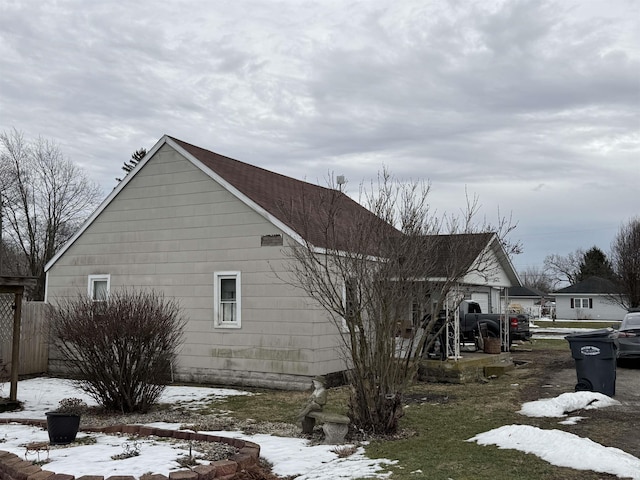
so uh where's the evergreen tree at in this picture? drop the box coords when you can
[577,246,615,282]
[116,148,147,182]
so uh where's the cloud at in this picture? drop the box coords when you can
[0,0,637,270]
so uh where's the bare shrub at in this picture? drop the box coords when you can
[48,290,186,413]
[280,170,518,434]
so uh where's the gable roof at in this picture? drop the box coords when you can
[170,137,400,253]
[45,135,521,289]
[508,285,547,297]
[424,233,494,277]
[401,232,520,287]
[45,135,400,271]
[554,276,621,295]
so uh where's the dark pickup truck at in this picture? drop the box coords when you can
[424,300,531,358]
[458,300,531,343]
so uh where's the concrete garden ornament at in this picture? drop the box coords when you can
[298,376,351,444]
[297,375,328,423]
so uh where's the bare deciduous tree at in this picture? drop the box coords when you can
[519,266,553,293]
[544,249,584,288]
[0,129,102,299]
[280,171,519,434]
[0,160,14,274]
[610,217,640,309]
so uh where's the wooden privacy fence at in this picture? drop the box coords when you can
[0,297,49,378]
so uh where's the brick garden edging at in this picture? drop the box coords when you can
[0,419,260,480]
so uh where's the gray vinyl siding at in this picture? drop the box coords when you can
[555,294,627,321]
[46,144,345,389]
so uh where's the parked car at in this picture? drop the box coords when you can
[616,311,640,366]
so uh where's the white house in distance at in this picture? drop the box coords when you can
[44,135,521,389]
[554,276,627,322]
[506,285,554,319]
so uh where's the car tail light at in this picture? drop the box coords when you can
[618,332,637,338]
[510,317,518,328]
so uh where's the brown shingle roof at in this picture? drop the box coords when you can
[418,232,495,278]
[171,137,401,252]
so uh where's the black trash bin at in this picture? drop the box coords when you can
[565,328,617,396]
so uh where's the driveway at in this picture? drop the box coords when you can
[512,347,640,460]
[547,362,640,410]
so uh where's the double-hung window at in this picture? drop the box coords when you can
[88,274,110,302]
[214,271,241,328]
[571,298,592,309]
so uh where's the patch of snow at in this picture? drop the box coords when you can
[0,378,395,479]
[518,391,620,418]
[3,378,637,479]
[558,416,586,425]
[468,425,640,480]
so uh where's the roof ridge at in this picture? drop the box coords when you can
[169,136,339,195]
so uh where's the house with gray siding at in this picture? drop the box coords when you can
[45,135,521,389]
[554,276,627,321]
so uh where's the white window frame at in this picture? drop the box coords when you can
[88,274,110,302]
[341,279,360,333]
[214,271,241,328]
[340,283,349,332]
[573,297,591,309]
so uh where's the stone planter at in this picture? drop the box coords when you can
[45,412,80,445]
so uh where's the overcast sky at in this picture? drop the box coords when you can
[1,0,638,274]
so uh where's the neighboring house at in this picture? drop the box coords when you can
[506,285,554,318]
[554,276,627,321]
[419,233,521,316]
[44,135,520,389]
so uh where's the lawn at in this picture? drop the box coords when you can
[534,319,621,329]
[214,340,626,480]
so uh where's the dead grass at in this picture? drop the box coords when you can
[202,341,632,479]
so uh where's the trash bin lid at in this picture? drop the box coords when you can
[565,327,616,340]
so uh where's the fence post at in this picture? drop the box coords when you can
[10,290,23,401]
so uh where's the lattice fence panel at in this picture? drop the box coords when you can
[0,294,13,344]
[0,293,14,379]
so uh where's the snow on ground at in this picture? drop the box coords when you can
[2,378,640,479]
[469,425,640,480]
[469,391,640,479]
[0,378,394,479]
[0,423,396,479]
[530,318,621,340]
[529,325,597,340]
[518,391,621,418]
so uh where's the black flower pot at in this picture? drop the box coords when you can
[45,412,80,445]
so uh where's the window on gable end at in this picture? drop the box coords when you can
[88,274,110,302]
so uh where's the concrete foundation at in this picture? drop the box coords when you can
[419,351,514,383]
